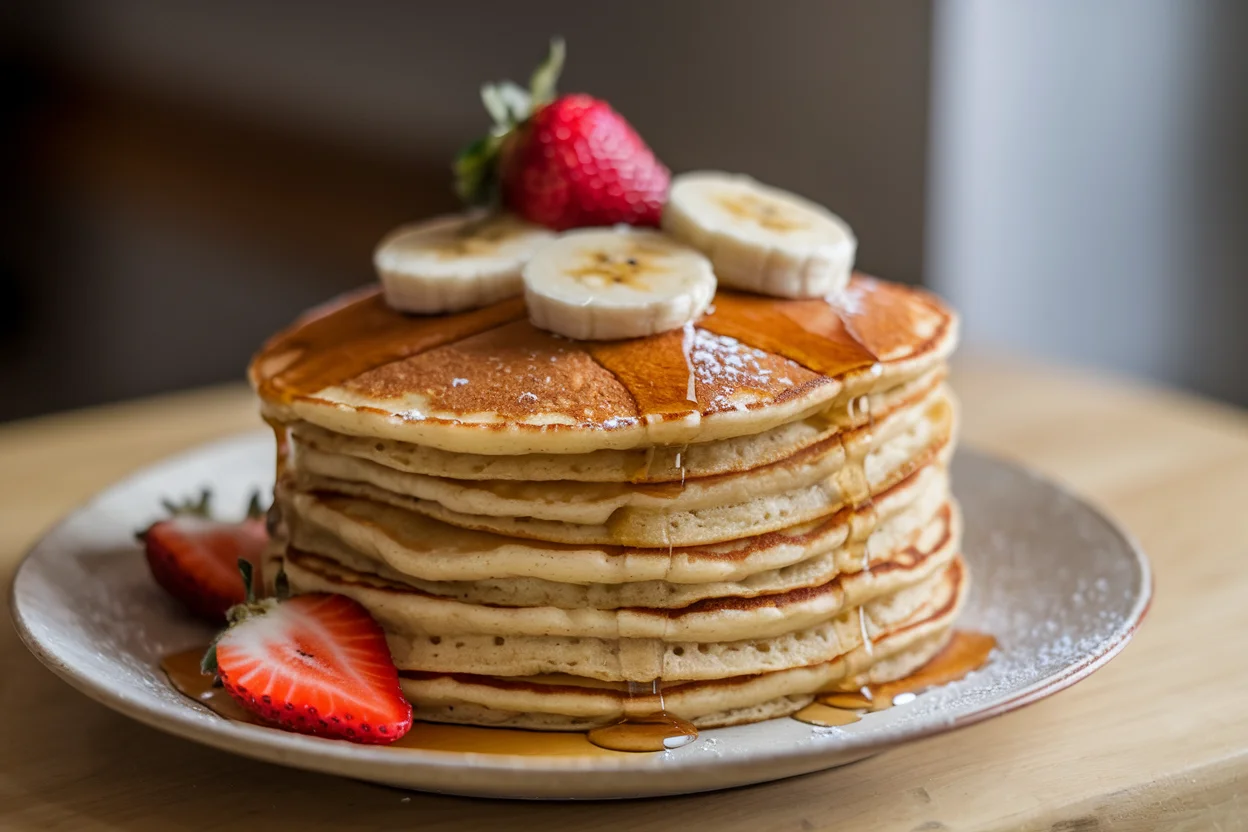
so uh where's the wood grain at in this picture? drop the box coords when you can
[3,358,1247,831]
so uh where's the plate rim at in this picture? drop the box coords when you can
[7,433,1154,790]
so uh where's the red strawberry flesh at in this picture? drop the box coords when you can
[213,593,412,744]
[144,516,267,623]
[502,94,669,230]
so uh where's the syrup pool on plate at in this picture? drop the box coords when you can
[792,631,997,727]
[162,630,995,753]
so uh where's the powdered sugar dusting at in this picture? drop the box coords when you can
[833,451,1149,738]
[690,329,807,412]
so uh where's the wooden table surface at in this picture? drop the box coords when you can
[3,357,1247,831]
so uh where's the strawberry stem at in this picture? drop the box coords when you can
[160,489,213,518]
[202,560,284,674]
[245,491,267,519]
[239,559,256,604]
[528,37,565,108]
[200,640,219,675]
[454,37,567,207]
[274,569,291,601]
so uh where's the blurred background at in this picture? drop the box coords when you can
[2,0,1245,422]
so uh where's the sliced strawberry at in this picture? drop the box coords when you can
[204,573,412,745]
[139,491,268,623]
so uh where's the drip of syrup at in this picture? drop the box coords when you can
[793,631,997,727]
[629,445,658,484]
[858,607,874,657]
[680,323,698,405]
[593,439,699,751]
[586,681,699,753]
[263,416,292,546]
[585,513,700,753]
[832,388,879,655]
[837,390,879,572]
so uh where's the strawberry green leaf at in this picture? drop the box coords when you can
[245,491,266,519]
[238,559,256,604]
[161,489,213,518]
[529,37,565,108]
[200,639,220,675]
[456,37,565,209]
[496,81,533,123]
[480,83,513,127]
[454,134,503,205]
[274,569,291,601]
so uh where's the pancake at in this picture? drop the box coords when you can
[288,365,946,483]
[396,557,967,729]
[288,391,953,548]
[283,471,949,608]
[289,381,948,529]
[280,502,958,677]
[278,459,947,586]
[251,275,958,455]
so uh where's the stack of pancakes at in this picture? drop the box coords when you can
[251,274,964,730]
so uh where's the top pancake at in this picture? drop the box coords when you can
[251,274,957,455]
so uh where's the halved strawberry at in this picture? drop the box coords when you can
[138,490,268,623]
[203,565,412,744]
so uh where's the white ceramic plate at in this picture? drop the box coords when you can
[9,433,1150,799]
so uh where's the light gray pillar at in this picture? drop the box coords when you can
[928,0,1248,404]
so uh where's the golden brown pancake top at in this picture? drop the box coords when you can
[250,275,954,434]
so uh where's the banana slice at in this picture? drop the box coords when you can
[662,171,857,299]
[374,211,555,314]
[523,228,716,340]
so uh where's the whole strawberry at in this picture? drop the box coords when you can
[138,490,268,623]
[455,39,670,231]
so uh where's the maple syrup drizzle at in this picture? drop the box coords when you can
[792,631,997,727]
[585,327,700,419]
[264,416,291,483]
[252,291,526,403]
[698,292,878,378]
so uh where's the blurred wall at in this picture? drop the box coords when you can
[928,0,1248,406]
[1,1,932,421]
